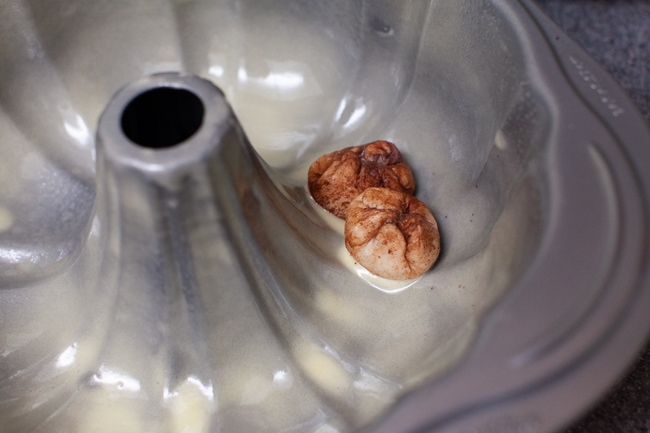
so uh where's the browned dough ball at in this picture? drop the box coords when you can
[345,188,440,280]
[308,140,415,219]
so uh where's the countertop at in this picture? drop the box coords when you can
[534,1,650,432]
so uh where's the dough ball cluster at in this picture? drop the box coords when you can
[308,141,440,280]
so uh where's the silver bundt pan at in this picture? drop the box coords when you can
[1,1,649,432]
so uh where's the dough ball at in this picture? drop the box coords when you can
[345,188,440,280]
[308,140,415,219]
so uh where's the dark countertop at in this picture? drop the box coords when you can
[533,1,650,432]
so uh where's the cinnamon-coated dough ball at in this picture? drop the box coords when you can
[345,188,440,280]
[308,140,415,219]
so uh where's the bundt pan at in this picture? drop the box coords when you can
[1,0,649,432]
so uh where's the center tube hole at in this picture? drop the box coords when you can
[121,87,205,149]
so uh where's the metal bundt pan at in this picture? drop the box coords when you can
[1,1,649,432]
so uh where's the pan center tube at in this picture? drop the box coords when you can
[120,87,205,149]
[91,73,244,433]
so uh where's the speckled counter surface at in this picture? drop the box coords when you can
[533,1,650,432]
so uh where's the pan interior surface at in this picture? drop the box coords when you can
[0,1,556,432]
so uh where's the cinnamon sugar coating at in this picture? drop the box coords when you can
[344,188,440,280]
[308,140,415,219]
